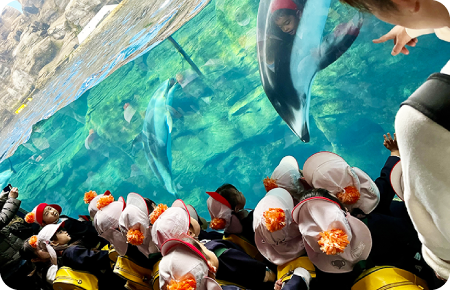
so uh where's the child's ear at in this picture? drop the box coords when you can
[207,261,217,274]
[50,241,59,247]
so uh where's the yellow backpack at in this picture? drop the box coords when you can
[113,256,153,289]
[53,267,98,290]
[277,256,316,283]
[151,261,160,290]
[352,266,429,290]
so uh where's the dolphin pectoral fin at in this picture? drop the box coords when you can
[317,12,364,70]
[131,133,144,156]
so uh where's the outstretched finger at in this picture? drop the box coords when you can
[393,133,397,141]
[373,32,395,44]
[387,133,393,141]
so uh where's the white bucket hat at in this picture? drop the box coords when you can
[303,152,380,214]
[84,190,112,219]
[93,197,128,256]
[160,239,221,290]
[253,188,305,265]
[151,199,191,250]
[292,196,372,273]
[119,193,158,256]
[206,191,242,233]
[37,223,63,265]
[264,156,303,196]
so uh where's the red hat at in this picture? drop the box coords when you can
[271,0,298,13]
[25,203,62,226]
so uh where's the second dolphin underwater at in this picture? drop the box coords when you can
[258,0,363,142]
[133,79,179,199]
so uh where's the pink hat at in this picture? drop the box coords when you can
[160,239,221,290]
[270,0,298,13]
[253,188,305,265]
[264,156,303,196]
[151,199,191,250]
[206,192,242,233]
[292,197,372,273]
[94,197,128,256]
[119,193,158,256]
[37,223,64,265]
[303,152,380,214]
[85,190,112,219]
[390,160,404,201]
[25,203,62,226]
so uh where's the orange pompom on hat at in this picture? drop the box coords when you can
[150,203,168,224]
[167,277,197,290]
[28,235,38,248]
[336,186,360,205]
[318,229,350,255]
[263,177,278,192]
[97,194,114,210]
[84,191,97,204]
[205,191,242,234]
[86,190,111,219]
[263,208,286,232]
[25,203,62,226]
[159,239,222,290]
[210,217,227,230]
[264,156,303,197]
[253,188,304,266]
[291,193,372,273]
[302,151,380,214]
[119,193,157,257]
[127,229,145,246]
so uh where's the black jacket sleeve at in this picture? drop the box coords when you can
[62,246,110,274]
[216,248,266,289]
[0,192,21,230]
[373,156,400,215]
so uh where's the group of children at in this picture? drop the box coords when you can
[1,133,443,290]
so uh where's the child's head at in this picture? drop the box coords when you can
[20,236,51,263]
[215,184,246,212]
[340,0,441,30]
[271,0,300,35]
[159,238,221,290]
[25,203,62,226]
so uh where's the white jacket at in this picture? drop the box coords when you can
[395,64,450,280]
[406,27,450,42]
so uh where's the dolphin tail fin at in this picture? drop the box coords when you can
[8,159,16,174]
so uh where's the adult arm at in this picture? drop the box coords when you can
[0,187,21,229]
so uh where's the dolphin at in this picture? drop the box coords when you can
[0,159,16,190]
[258,0,363,142]
[140,79,178,199]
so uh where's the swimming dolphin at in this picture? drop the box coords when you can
[290,2,362,142]
[140,80,178,199]
[258,0,363,143]
[0,159,16,190]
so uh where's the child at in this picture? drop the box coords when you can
[21,223,125,289]
[292,188,372,289]
[263,156,311,203]
[302,151,381,214]
[26,199,104,249]
[160,236,277,290]
[340,0,450,55]
[253,188,304,266]
[271,0,303,36]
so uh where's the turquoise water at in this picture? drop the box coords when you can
[1,0,450,220]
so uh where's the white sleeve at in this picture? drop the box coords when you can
[46,265,58,284]
[405,28,435,39]
[293,267,312,287]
